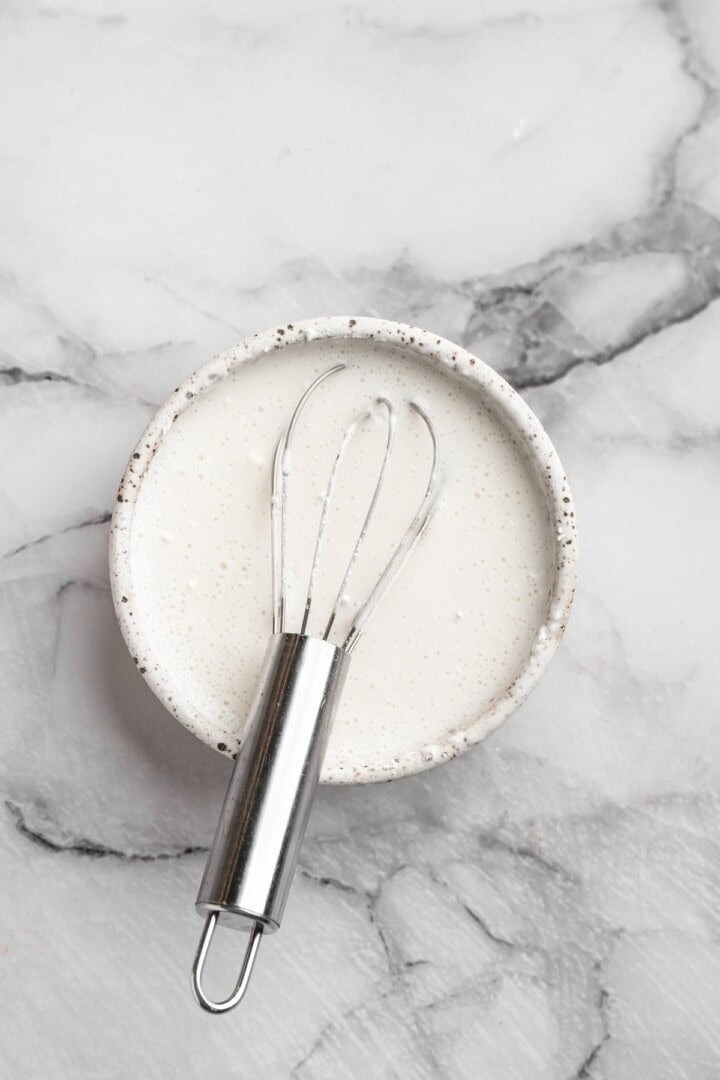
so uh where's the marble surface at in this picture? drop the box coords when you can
[1,0,719,1076]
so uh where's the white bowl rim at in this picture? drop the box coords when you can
[109,315,577,784]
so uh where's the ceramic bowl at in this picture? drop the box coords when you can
[110,316,577,783]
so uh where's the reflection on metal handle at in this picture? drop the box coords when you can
[192,633,350,1013]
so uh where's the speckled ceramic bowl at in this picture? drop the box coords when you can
[110,316,577,783]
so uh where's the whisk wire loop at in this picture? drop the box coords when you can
[300,407,372,637]
[271,364,345,634]
[343,400,440,653]
[323,397,396,641]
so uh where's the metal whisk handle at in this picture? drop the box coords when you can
[192,633,350,1012]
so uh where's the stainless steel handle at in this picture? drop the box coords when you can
[192,632,350,1012]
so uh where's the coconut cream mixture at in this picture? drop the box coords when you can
[125,337,556,778]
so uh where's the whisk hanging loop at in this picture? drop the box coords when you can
[191,911,262,1014]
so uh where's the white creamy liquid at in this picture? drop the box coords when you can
[126,337,556,778]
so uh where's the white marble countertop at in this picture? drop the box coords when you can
[2,1,719,1076]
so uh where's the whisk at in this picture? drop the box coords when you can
[191,364,440,1013]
